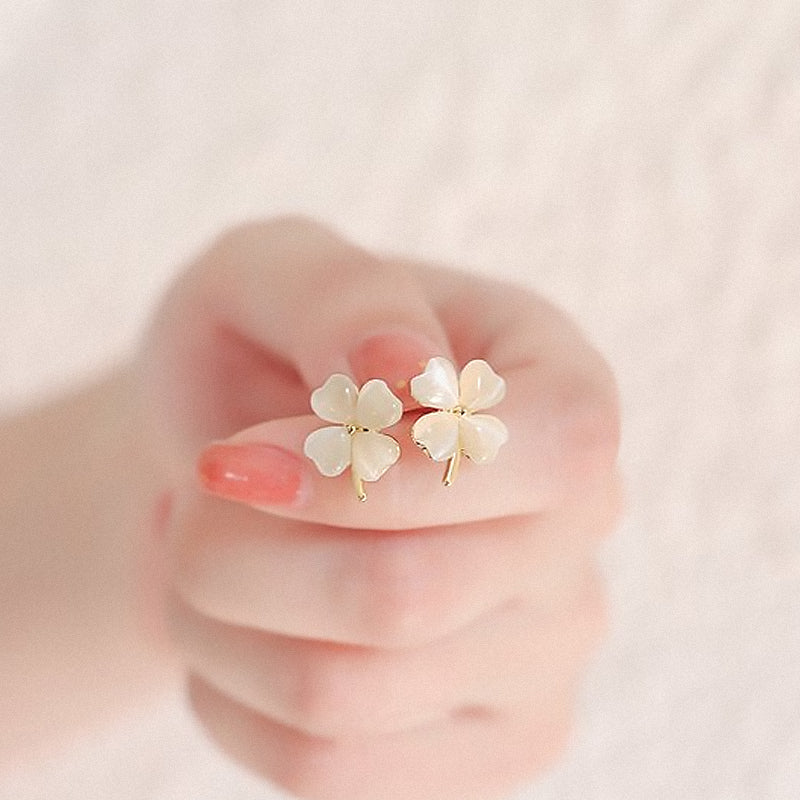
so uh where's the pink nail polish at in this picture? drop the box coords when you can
[198,443,306,506]
[348,331,440,407]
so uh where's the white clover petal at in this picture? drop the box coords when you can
[306,375,404,496]
[303,426,352,476]
[410,357,460,410]
[310,374,359,424]
[355,379,403,431]
[458,359,506,412]
[411,410,460,462]
[351,430,400,482]
[458,414,509,464]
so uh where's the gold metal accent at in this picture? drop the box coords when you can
[411,435,430,458]
[352,470,367,502]
[443,448,462,486]
[346,424,369,500]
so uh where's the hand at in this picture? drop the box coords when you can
[139,217,621,800]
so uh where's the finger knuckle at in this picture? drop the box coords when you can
[348,535,455,648]
[289,649,385,736]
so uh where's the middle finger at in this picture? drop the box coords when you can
[170,477,619,648]
[170,569,605,739]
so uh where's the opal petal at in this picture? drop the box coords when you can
[356,379,403,430]
[459,414,509,464]
[310,374,358,424]
[412,410,460,462]
[410,357,459,410]
[303,426,352,476]
[351,430,400,482]
[458,360,506,412]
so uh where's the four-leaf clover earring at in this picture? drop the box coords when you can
[409,357,508,486]
[303,357,508,500]
[303,375,403,501]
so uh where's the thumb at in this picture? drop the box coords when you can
[193,217,453,403]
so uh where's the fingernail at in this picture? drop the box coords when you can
[198,443,307,506]
[348,330,441,406]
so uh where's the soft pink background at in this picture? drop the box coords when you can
[1,3,798,798]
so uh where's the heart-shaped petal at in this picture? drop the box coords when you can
[411,410,460,462]
[351,430,400,482]
[410,357,459,410]
[355,379,403,431]
[458,360,506,412]
[459,414,509,464]
[310,374,358,424]
[303,426,352,476]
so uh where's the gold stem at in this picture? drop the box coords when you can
[443,449,462,486]
[352,470,367,502]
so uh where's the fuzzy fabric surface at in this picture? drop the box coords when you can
[1,2,798,798]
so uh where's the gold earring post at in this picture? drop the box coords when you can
[443,449,462,486]
[352,470,367,501]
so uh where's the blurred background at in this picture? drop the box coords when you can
[1,2,798,798]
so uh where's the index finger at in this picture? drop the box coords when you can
[198,268,619,530]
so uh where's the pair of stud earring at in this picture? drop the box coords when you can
[303,356,509,501]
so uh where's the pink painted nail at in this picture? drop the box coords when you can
[348,330,441,408]
[198,443,306,506]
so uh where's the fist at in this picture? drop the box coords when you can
[139,218,621,800]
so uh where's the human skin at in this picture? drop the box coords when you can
[0,373,179,768]
[0,218,621,798]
